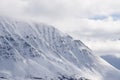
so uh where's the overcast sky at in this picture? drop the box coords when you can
[0,0,120,56]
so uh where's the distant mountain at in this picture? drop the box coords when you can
[101,54,120,70]
[0,16,120,80]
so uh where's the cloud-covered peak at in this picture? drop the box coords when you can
[0,0,120,56]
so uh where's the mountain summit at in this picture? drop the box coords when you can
[0,16,120,80]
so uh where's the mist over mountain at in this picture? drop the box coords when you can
[0,16,120,80]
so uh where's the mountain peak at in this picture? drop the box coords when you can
[0,16,120,80]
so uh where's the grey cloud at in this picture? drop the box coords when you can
[89,15,108,20]
[0,0,120,18]
[71,29,120,40]
[1,0,120,20]
[111,13,120,21]
[94,50,120,56]
[24,0,68,19]
[0,0,120,56]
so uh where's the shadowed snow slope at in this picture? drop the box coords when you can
[0,16,120,80]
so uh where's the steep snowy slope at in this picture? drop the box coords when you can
[0,16,120,80]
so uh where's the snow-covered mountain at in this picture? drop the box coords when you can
[0,16,120,80]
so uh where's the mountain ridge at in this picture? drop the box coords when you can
[0,16,120,80]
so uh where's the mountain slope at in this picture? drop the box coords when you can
[0,16,120,80]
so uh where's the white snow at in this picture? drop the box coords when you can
[0,16,120,80]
